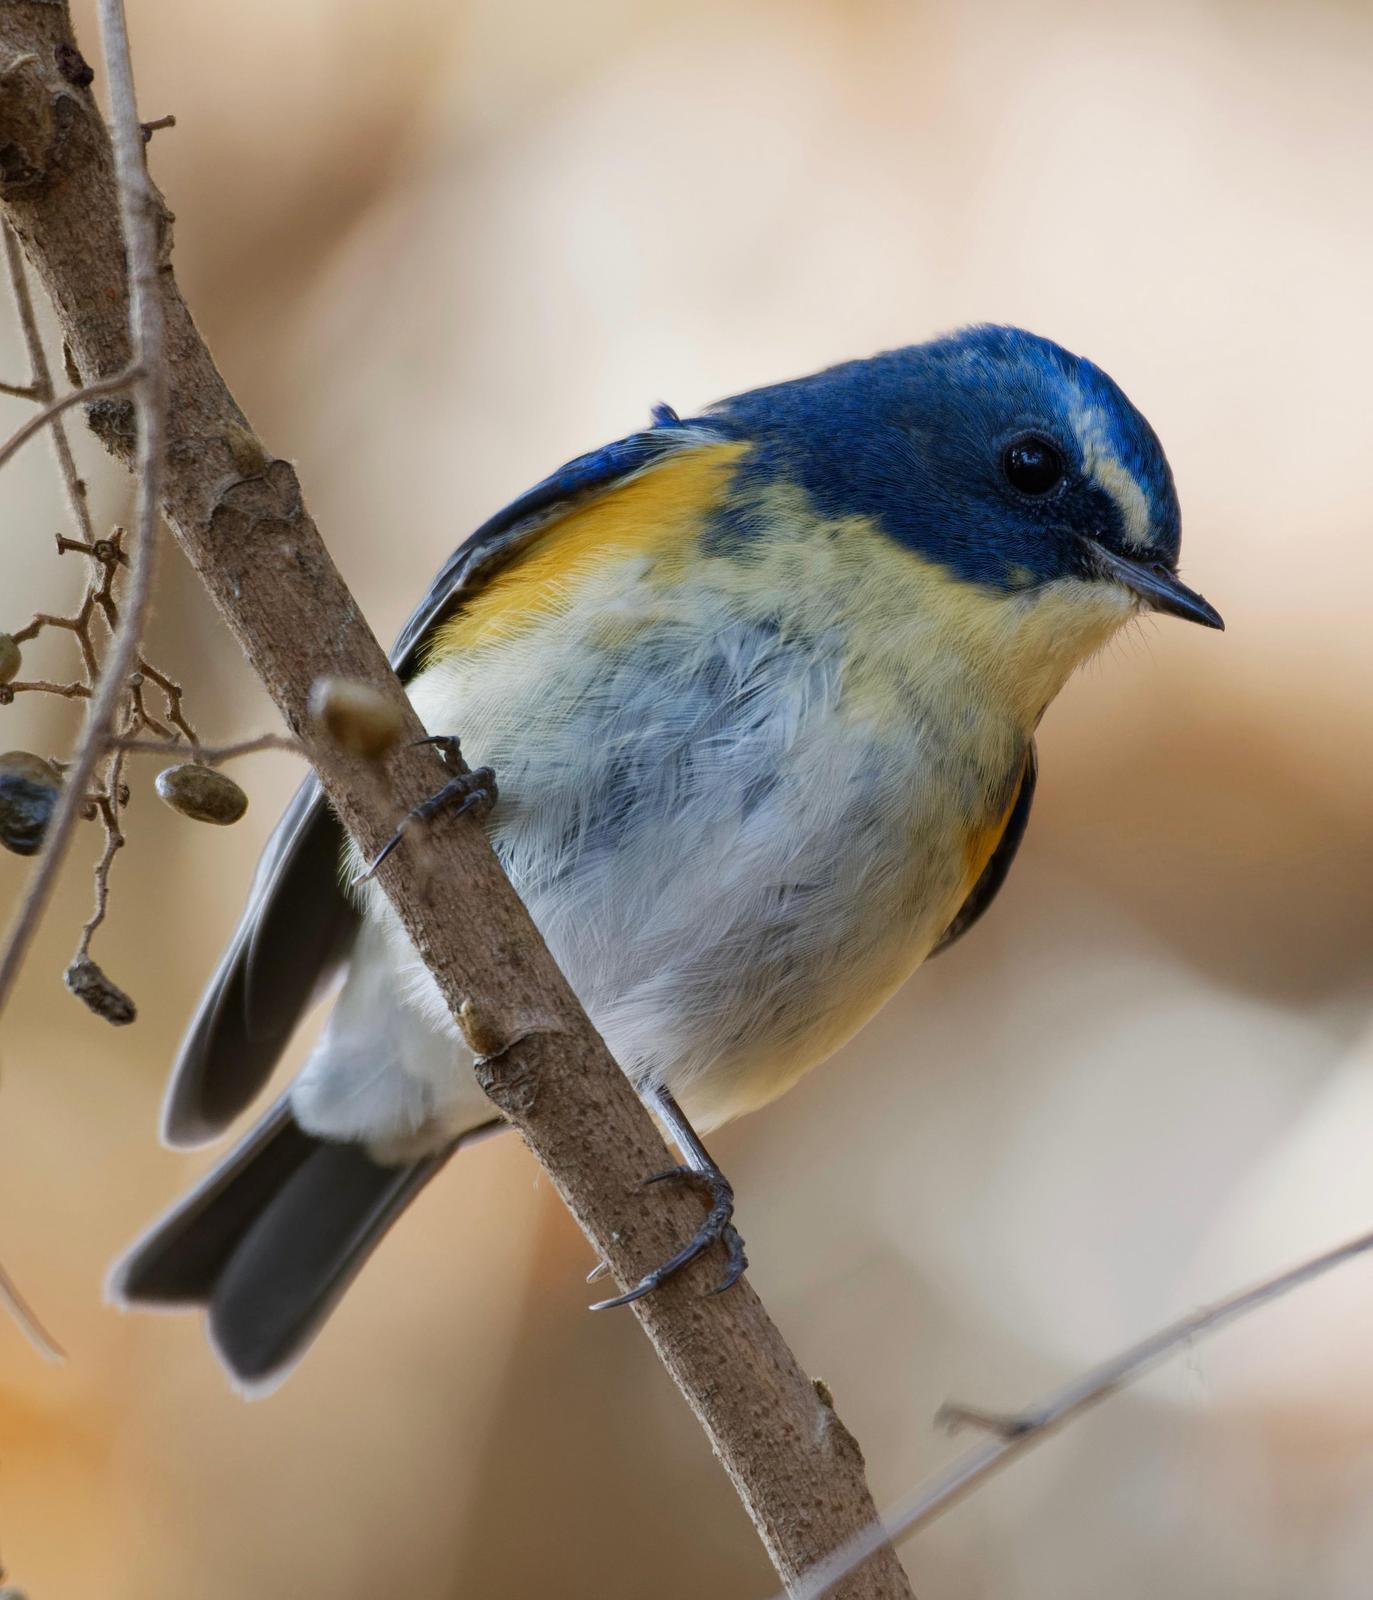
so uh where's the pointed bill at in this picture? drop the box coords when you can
[1093,546,1224,630]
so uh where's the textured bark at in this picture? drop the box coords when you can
[0,5,913,1595]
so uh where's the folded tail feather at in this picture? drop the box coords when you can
[111,1097,491,1389]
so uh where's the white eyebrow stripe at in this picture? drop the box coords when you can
[1070,401,1153,550]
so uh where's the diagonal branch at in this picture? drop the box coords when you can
[0,4,912,1594]
[785,1222,1373,1600]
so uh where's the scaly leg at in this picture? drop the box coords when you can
[590,1086,748,1310]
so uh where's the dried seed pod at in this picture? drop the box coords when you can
[0,633,20,685]
[65,957,136,1025]
[309,676,405,761]
[0,751,62,856]
[155,762,248,825]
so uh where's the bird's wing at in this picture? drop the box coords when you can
[927,741,1038,959]
[162,420,726,1147]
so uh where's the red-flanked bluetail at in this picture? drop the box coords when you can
[111,325,1222,1391]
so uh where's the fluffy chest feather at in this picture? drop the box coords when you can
[398,509,1064,1128]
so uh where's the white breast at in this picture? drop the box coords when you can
[292,484,1122,1155]
[323,576,1009,1145]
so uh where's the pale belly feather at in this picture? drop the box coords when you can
[385,573,1016,1135]
[291,516,1101,1154]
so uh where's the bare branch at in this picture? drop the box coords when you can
[3,222,94,539]
[0,1255,64,1364]
[785,1222,1373,1600]
[2,678,90,698]
[0,363,138,475]
[110,732,299,762]
[0,2,164,1022]
[0,6,912,1592]
[72,737,127,963]
[130,656,196,743]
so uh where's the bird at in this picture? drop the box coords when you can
[111,324,1222,1391]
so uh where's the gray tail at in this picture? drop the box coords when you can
[110,1097,455,1391]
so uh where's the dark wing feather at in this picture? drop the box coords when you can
[927,742,1038,959]
[162,423,712,1146]
[163,783,357,1144]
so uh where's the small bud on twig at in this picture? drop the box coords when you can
[54,38,95,89]
[64,957,136,1025]
[309,676,405,761]
[154,762,248,825]
[139,113,176,143]
[0,751,62,856]
[458,996,508,1060]
[0,633,20,685]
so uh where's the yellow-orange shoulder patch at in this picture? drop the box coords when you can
[430,440,751,659]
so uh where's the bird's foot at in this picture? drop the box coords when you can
[352,735,497,884]
[589,1164,748,1310]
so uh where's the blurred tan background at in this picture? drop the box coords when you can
[2,0,1372,1594]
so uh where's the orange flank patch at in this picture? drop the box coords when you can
[430,440,752,657]
[959,756,1029,899]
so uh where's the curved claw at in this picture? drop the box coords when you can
[708,1224,748,1295]
[589,1165,746,1311]
[410,734,466,769]
[350,739,497,886]
[589,1279,657,1313]
[351,826,407,886]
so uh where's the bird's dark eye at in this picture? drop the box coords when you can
[1001,434,1065,496]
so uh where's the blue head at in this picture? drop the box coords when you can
[703,325,1221,629]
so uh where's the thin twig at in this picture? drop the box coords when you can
[131,657,196,743]
[109,732,299,762]
[0,2,164,1021]
[0,365,138,476]
[0,538,141,722]
[0,1256,64,1364]
[13,611,95,644]
[2,679,90,699]
[9,521,200,748]
[785,1222,1373,1600]
[3,222,95,540]
[73,735,128,961]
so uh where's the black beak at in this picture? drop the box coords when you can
[1092,545,1225,631]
